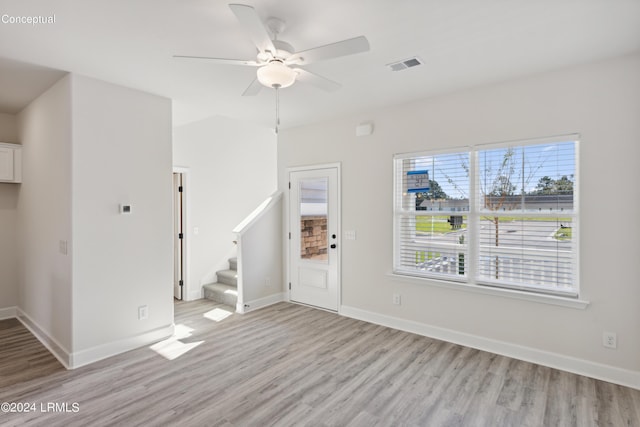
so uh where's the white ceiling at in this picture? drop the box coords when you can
[1,0,639,129]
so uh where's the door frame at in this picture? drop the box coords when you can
[286,162,341,312]
[173,166,192,301]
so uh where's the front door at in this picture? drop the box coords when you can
[289,166,340,311]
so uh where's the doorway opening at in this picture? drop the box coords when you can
[173,171,185,300]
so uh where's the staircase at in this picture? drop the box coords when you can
[203,257,238,308]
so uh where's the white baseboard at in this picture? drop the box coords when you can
[186,288,203,302]
[240,292,286,314]
[340,305,640,391]
[17,307,174,369]
[70,323,175,369]
[17,309,72,369]
[0,306,17,320]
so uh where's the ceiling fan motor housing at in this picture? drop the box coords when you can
[258,39,295,62]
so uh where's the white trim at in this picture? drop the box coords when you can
[17,307,175,369]
[235,237,244,312]
[187,288,203,301]
[240,292,286,313]
[173,166,192,301]
[475,133,580,151]
[287,161,342,173]
[0,306,17,320]
[233,191,283,233]
[340,305,639,390]
[16,308,174,369]
[69,324,175,369]
[17,308,72,369]
[388,273,589,309]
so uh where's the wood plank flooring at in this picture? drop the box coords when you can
[1,300,639,426]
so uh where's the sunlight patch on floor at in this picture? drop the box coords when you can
[204,307,233,322]
[149,324,203,360]
[173,323,195,339]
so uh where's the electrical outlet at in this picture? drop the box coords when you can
[392,293,401,305]
[603,332,617,349]
[138,305,148,320]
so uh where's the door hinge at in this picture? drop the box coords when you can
[178,186,183,192]
[179,280,184,287]
[289,282,291,290]
[288,182,291,189]
[289,232,291,239]
[178,233,184,239]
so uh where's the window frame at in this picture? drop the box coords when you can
[393,134,580,299]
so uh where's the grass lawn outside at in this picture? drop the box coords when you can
[554,227,572,240]
[416,216,466,233]
[415,215,572,241]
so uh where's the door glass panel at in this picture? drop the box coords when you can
[299,177,328,261]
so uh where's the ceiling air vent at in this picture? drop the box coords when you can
[387,57,423,72]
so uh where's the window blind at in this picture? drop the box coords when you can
[394,151,470,280]
[394,137,578,297]
[476,141,577,295]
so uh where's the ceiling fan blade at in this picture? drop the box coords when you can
[242,78,263,96]
[173,55,260,66]
[229,4,277,55]
[287,36,370,65]
[293,68,341,92]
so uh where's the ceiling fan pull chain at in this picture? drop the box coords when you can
[275,85,280,134]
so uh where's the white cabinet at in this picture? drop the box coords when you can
[0,143,22,183]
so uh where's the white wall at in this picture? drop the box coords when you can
[278,53,640,386]
[16,74,173,367]
[17,75,73,351]
[173,115,277,300]
[71,74,174,356]
[236,192,284,310]
[0,113,20,311]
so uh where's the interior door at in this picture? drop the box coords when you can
[173,173,184,300]
[289,166,340,311]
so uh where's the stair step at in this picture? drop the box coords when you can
[203,283,238,307]
[217,269,237,286]
[228,257,237,271]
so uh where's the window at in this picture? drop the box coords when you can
[394,135,578,297]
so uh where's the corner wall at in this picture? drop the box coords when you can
[0,113,20,313]
[17,75,73,352]
[235,192,284,311]
[16,73,174,367]
[173,115,277,300]
[278,53,640,387]
[71,74,174,360]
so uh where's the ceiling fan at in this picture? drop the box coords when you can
[174,3,370,96]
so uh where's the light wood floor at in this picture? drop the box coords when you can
[1,300,639,426]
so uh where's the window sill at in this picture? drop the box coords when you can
[387,273,589,310]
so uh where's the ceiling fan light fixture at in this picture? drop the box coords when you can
[257,61,296,89]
